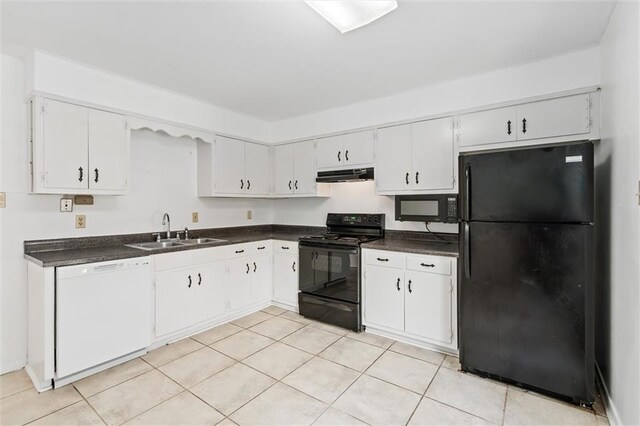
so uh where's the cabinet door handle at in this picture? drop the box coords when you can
[294,180,298,190]
[396,278,401,291]
[246,263,250,274]
[415,172,419,184]
[288,180,292,190]
[522,118,527,134]
[376,257,389,262]
[507,120,512,135]
[408,279,413,293]
[420,263,435,268]
[235,249,245,254]
[197,273,202,286]
[338,151,341,162]
[94,168,99,183]
[188,275,192,288]
[78,167,84,182]
[405,172,409,185]
[292,261,296,272]
[247,180,250,190]
[345,150,349,162]
[253,262,257,272]
[240,179,244,189]
[257,246,266,250]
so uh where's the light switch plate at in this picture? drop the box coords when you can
[60,198,73,212]
[192,212,199,223]
[0,192,5,208]
[75,215,86,228]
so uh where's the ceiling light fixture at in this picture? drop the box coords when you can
[305,1,398,34]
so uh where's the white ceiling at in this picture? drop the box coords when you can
[2,1,614,121]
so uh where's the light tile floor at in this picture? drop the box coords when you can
[0,307,609,426]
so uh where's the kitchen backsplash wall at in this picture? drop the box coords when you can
[271,181,458,234]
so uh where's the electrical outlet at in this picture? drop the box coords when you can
[247,210,252,220]
[192,212,199,223]
[60,198,73,212]
[0,192,5,208]
[75,215,86,229]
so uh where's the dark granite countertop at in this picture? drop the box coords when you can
[24,225,459,267]
[24,225,324,268]
[362,230,459,257]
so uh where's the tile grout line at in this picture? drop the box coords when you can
[404,353,446,426]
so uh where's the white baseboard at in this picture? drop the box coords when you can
[25,365,52,392]
[596,363,621,426]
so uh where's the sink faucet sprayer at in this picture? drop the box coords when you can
[162,213,171,239]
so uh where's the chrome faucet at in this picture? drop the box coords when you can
[162,213,171,239]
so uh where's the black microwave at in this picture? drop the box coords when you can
[395,194,459,223]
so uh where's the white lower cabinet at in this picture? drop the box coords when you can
[154,241,273,338]
[272,241,299,308]
[363,249,458,350]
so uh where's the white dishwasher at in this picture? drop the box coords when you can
[56,257,152,378]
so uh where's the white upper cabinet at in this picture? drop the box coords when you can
[273,140,318,196]
[88,109,129,192]
[457,92,597,150]
[316,130,374,169]
[32,97,129,195]
[197,137,272,197]
[516,94,591,141]
[293,140,317,195]
[245,143,271,195]
[273,144,295,195]
[376,118,455,194]
[411,118,455,191]
[213,136,246,194]
[457,106,517,147]
[375,124,412,192]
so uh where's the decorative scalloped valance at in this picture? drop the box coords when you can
[127,117,216,144]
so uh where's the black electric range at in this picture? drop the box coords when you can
[297,213,385,331]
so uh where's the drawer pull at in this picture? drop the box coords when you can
[377,257,389,262]
[235,249,245,254]
[420,263,435,268]
[396,278,401,291]
[257,246,266,250]
[282,246,290,250]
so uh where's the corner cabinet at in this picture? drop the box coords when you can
[362,249,458,351]
[30,97,130,195]
[457,92,599,150]
[273,140,319,196]
[197,136,271,197]
[375,117,456,195]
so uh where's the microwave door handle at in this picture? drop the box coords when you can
[464,223,471,279]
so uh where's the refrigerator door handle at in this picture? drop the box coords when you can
[464,164,471,221]
[464,222,471,279]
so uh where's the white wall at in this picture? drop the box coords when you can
[1,53,273,372]
[270,47,601,142]
[595,3,640,426]
[30,51,271,142]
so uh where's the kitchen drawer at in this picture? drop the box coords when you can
[249,240,272,254]
[274,240,298,254]
[155,246,227,272]
[406,254,451,276]
[364,250,404,269]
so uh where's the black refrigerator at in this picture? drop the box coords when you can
[458,141,595,406]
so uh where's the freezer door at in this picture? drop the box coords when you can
[459,142,593,223]
[459,221,594,404]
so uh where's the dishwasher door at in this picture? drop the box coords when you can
[56,258,152,378]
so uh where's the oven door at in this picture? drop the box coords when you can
[298,242,360,304]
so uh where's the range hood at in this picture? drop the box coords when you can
[316,168,374,183]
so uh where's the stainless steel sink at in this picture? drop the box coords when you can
[180,238,227,245]
[126,241,187,250]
